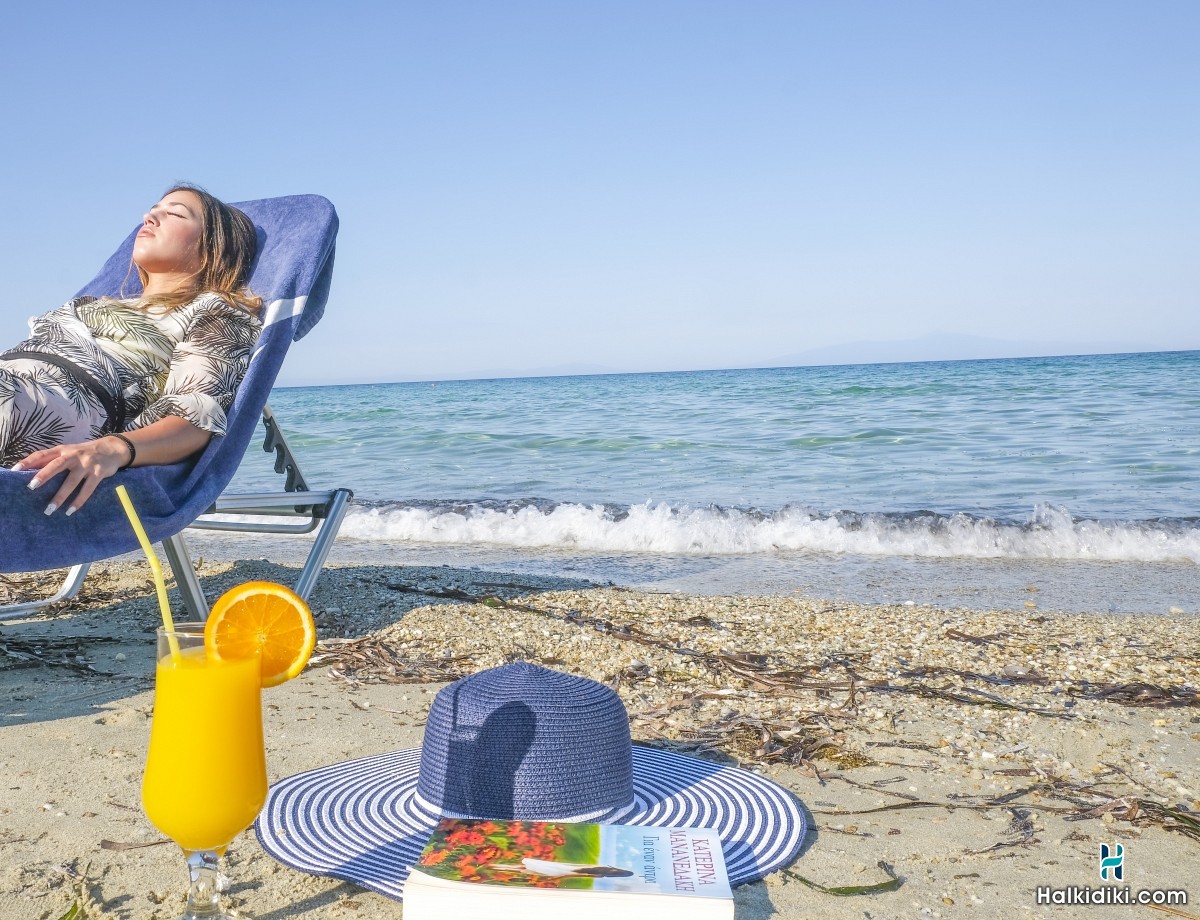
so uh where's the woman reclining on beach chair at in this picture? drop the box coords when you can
[1,185,261,516]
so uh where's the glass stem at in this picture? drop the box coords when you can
[183,850,223,918]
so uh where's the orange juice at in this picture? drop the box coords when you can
[142,645,267,851]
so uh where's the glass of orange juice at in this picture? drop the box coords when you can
[142,623,267,919]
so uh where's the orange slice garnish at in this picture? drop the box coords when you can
[204,581,317,688]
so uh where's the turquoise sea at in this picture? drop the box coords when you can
[219,351,1200,614]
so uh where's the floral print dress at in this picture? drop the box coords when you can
[0,293,260,467]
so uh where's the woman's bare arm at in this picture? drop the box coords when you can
[15,416,212,515]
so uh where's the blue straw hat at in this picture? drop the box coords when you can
[256,662,807,900]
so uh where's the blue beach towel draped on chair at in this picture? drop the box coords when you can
[0,195,339,575]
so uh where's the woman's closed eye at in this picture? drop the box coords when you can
[149,206,190,220]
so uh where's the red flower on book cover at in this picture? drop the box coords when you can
[447,829,486,847]
[419,848,452,866]
[455,856,482,875]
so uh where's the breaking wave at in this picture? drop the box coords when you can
[338,500,1200,563]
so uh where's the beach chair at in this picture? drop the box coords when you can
[0,194,352,621]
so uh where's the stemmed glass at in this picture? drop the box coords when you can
[142,624,266,919]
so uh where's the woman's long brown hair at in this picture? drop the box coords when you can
[131,183,263,315]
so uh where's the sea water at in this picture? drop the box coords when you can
[216,351,1199,613]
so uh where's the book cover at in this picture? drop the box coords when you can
[411,817,732,899]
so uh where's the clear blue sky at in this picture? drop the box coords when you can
[2,1,1196,386]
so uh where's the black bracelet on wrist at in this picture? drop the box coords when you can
[110,433,137,471]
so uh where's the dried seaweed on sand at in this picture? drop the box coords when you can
[312,636,472,686]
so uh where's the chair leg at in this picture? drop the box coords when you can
[0,563,91,621]
[293,488,353,601]
[0,488,348,623]
[161,533,210,622]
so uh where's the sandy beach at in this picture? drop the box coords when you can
[2,557,1198,920]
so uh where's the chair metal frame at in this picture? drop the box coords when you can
[0,404,352,621]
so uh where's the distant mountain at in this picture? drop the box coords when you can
[759,333,1174,368]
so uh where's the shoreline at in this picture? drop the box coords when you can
[2,559,1198,919]
[187,529,1199,616]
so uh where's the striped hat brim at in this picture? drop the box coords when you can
[255,745,806,901]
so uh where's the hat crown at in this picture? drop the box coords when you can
[416,662,634,820]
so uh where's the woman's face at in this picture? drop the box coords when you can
[132,190,203,276]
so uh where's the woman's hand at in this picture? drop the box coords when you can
[15,436,134,516]
[15,417,212,515]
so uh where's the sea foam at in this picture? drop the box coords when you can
[336,500,1200,563]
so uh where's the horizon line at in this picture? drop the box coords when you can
[275,346,1198,390]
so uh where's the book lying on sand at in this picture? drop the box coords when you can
[403,817,734,919]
